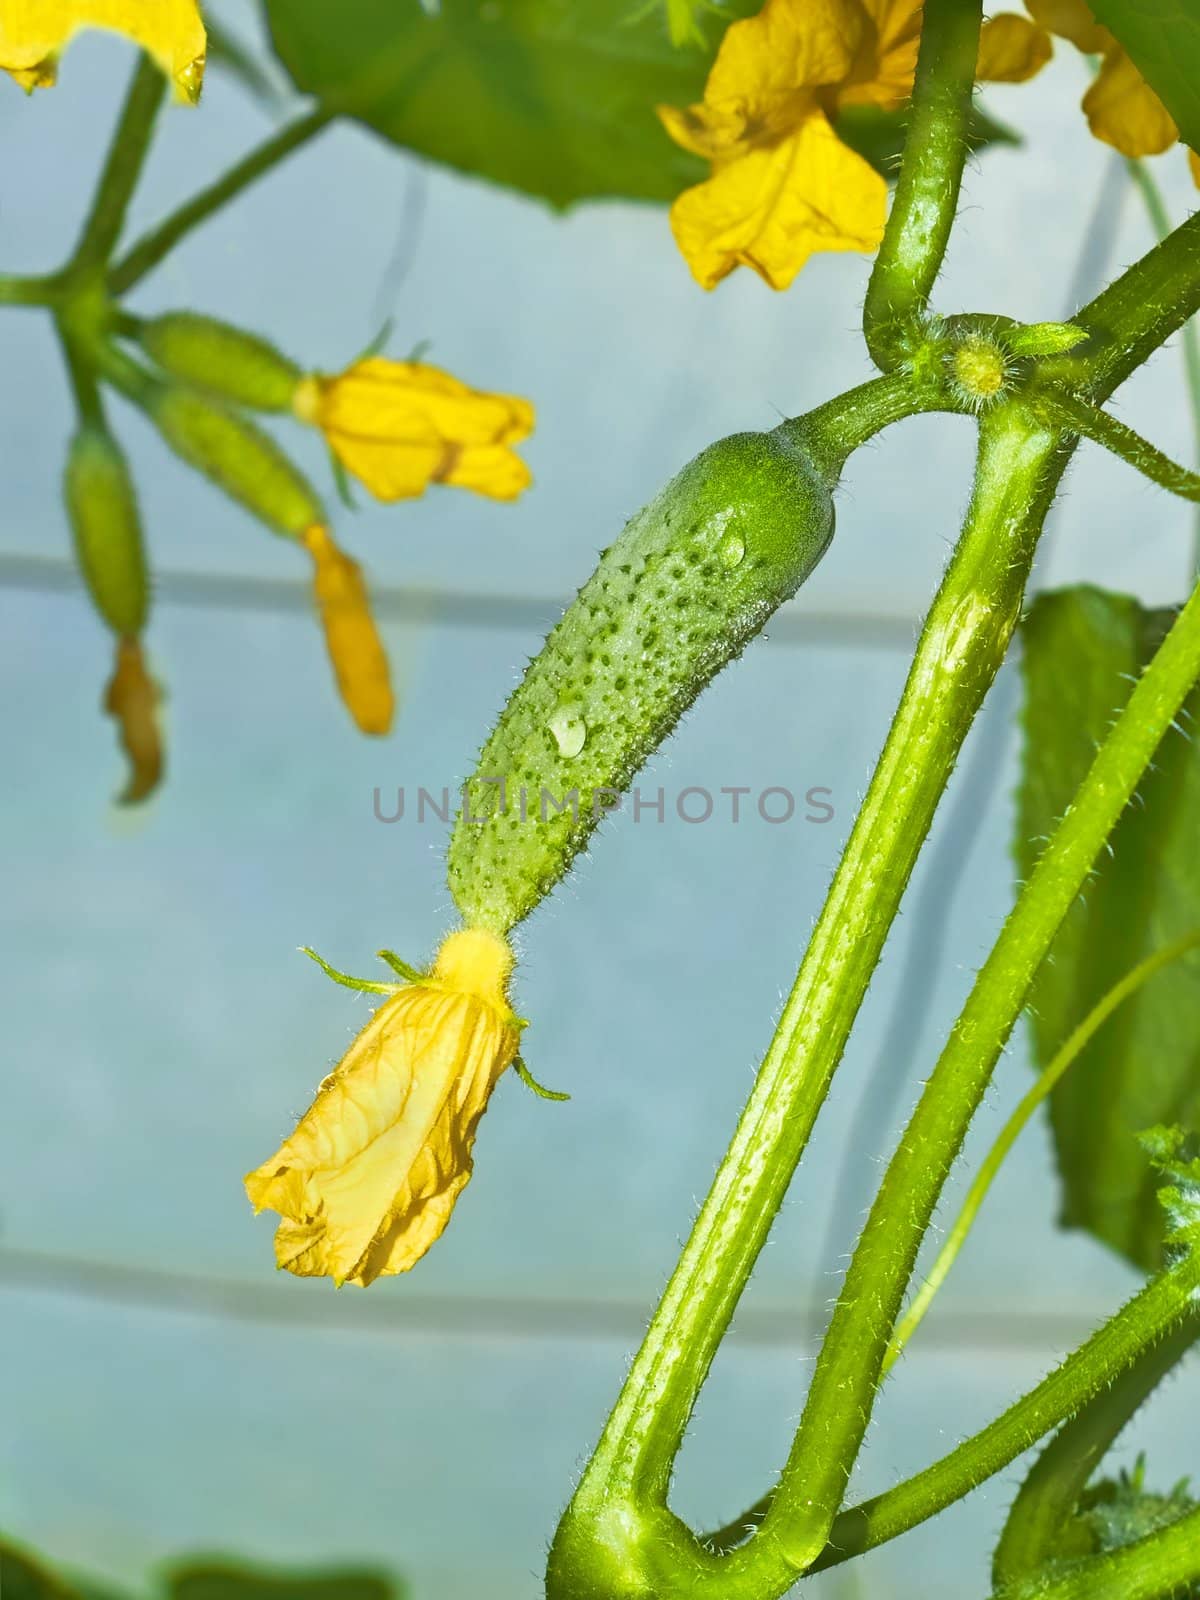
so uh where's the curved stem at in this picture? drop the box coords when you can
[109,108,333,295]
[549,406,1060,1600]
[992,1311,1200,1589]
[804,1262,1200,1574]
[887,930,1200,1373]
[1000,1500,1200,1600]
[863,0,983,370]
[69,53,166,276]
[1033,389,1200,502]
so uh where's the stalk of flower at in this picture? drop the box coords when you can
[0,0,206,99]
[245,928,523,1286]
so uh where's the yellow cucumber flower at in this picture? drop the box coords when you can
[293,357,535,504]
[301,523,395,737]
[980,1,1197,173]
[104,635,163,803]
[0,0,206,100]
[657,0,924,290]
[245,928,522,1286]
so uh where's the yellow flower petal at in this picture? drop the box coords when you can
[245,928,521,1286]
[668,111,887,290]
[977,13,1053,83]
[1082,45,1178,157]
[839,0,923,111]
[659,0,864,162]
[0,0,206,101]
[103,635,163,804]
[302,523,394,737]
[1025,0,1110,54]
[294,359,534,504]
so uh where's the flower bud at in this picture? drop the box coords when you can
[137,313,302,412]
[63,425,148,638]
[150,386,324,537]
[245,927,521,1285]
[302,524,395,735]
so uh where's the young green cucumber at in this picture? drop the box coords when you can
[448,423,836,932]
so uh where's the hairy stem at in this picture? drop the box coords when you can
[864,0,983,369]
[1033,388,1200,502]
[1001,1499,1200,1600]
[109,108,333,294]
[992,1312,1200,1588]
[69,54,166,276]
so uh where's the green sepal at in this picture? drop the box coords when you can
[1005,322,1090,357]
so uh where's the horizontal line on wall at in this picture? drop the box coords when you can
[0,553,919,651]
[0,1246,1110,1354]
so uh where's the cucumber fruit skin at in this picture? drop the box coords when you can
[448,425,836,932]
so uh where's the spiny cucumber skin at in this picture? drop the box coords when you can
[448,427,836,933]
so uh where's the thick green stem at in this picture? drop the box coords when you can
[1127,160,1200,576]
[734,563,1200,1569]
[992,1312,1200,1589]
[69,54,166,276]
[548,406,1058,1600]
[109,108,332,295]
[805,1261,1200,1574]
[1001,1500,1200,1600]
[863,0,983,370]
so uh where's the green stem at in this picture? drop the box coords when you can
[992,1312,1200,1589]
[1033,389,1200,502]
[1077,208,1200,402]
[1127,160,1200,576]
[0,274,64,307]
[753,554,1200,1564]
[109,108,333,295]
[69,54,166,277]
[863,0,983,370]
[887,930,1200,1373]
[548,406,1061,1600]
[1001,1501,1200,1600]
[806,1261,1200,1574]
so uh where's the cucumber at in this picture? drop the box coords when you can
[448,424,836,932]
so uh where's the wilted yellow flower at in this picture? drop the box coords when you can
[301,523,394,737]
[984,1,1196,170]
[657,0,924,290]
[245,927,522,1286]
[104,635,162,803]
[0,0,206,100]
[293,358,534,504]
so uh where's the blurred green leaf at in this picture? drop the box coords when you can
[261,0,736,209]
[205,18,286,112]
[1,1542,83,1600]
[1017,586,1200,1271]
[835,100,1018,181]
[165,1560,399,1600]
[1089,0,1200,153]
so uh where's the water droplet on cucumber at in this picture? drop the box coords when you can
[548,703,587,758]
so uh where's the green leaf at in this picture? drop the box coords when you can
[165,1561,399,1600]
[1089,0,1200,154]
[1017,586,1200,1271]
[0,1543,81,1600]
[261,0,733,210]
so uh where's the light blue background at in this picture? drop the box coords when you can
[1,8,1199,1599]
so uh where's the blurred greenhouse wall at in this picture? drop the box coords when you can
[1,10,1198,1598]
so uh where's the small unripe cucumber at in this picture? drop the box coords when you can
[448,426,835,932]
[63,425,148,637]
